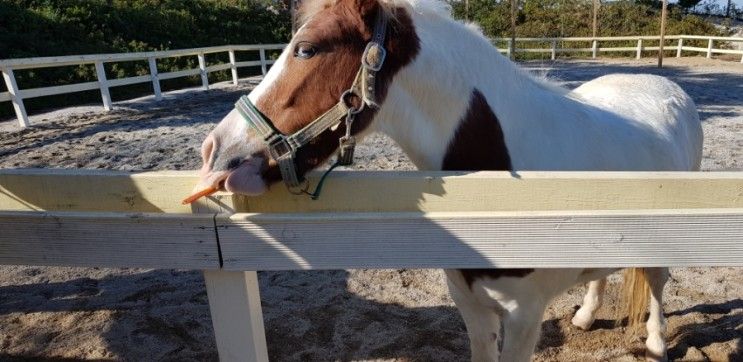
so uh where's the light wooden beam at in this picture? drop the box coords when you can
[0,169,204,213]
[0,211,220,269]
[592,0,600,39]
[204,270,269,362]
[217,209,743,270]
[4,208,739,270]
[2,169,743,214]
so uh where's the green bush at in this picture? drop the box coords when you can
[449,0,723,60]
[0,0,290,118]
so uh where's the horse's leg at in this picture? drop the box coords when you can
[644,267,669,362]
[445,271,503,361]
[571,278,607,330]
[499,298,547,362]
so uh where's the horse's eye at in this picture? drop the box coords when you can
[294,42,317,59]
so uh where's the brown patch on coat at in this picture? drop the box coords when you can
[254,0,420,184]
[459,269,534,288]
[442,89,512,171]
[442,89,533,287]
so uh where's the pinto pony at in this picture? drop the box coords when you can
[195,0,703,360]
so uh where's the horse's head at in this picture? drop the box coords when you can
[197,0,418,195]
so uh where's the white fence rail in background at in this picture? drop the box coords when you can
[1,34,742,129]
[493,34,743,61]
[0,44,285,128]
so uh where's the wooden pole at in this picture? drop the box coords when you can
[197,53,209,90]
[465,0,469,21]
[2,67,30,128]
[510,0,517,60]
[658,0,668,68]
[592,0,599,39]
[94,61,113,111]
[147,57,162,101]
[291,0,299,35]
[204,271,269,362]
[228,50,239,85]
[591,0,600,59]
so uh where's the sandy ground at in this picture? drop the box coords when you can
[0,57,741,361]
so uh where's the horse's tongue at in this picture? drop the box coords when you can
[224,159,267,196]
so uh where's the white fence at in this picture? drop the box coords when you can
[1,169,743,361]
[1,34,742,129]
[493,34,743,61]
[0,44,284,128]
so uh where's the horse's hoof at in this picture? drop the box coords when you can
[644,351,668,362]
[645,334,668,362]
[571,309,595,330]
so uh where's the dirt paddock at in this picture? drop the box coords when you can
[0,57,741,361]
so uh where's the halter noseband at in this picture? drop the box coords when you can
[235,11,389,192]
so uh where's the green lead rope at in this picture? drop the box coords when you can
[306,159,342,200]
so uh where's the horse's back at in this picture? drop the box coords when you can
[571,73,703,171]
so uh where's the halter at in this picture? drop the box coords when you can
[235,11,389,192]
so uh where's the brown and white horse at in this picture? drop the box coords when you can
[196,0,703,360]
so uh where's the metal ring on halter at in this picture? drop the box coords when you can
[340,89,364,115]
[286,178,310,195]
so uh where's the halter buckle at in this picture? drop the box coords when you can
[362,42,386,72]
[266,134,294,161]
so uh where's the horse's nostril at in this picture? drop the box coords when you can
[227,157,243,170]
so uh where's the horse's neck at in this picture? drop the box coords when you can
[373,15,571,171]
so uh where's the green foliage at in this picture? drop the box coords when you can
[1,0,290,59]
[449,0,721,39]
[0,0,290,117]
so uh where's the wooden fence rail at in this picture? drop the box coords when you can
[1,34,741,129]
[1,169,743,361]
[0,44,284,128]
[493,34,743,61]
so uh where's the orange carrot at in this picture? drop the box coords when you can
[182,186,219,205]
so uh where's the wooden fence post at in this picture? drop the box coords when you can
[658,0,667,68]
[259,49,268,75]
[506,39,513,59]
[148,57,162,101]
[1,67,30,128]
[198,53,209,90]
[204,270,269,362]
[636,38,643,59]
[551,40,557,60]
[229,50,239,85]
[510,0,517,60]
[677,38,683,58]
[707,38,713,58]
[592,40,598,58]
[94,61,113,111]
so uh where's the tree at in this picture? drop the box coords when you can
[726,0,732,18]
[678,0,702,12]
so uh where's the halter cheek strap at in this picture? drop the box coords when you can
[235,10,389,191]
[236,98,350,189]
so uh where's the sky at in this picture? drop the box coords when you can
[600,1,743,9]
[665,0,743,9]
[695,0,742,8]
